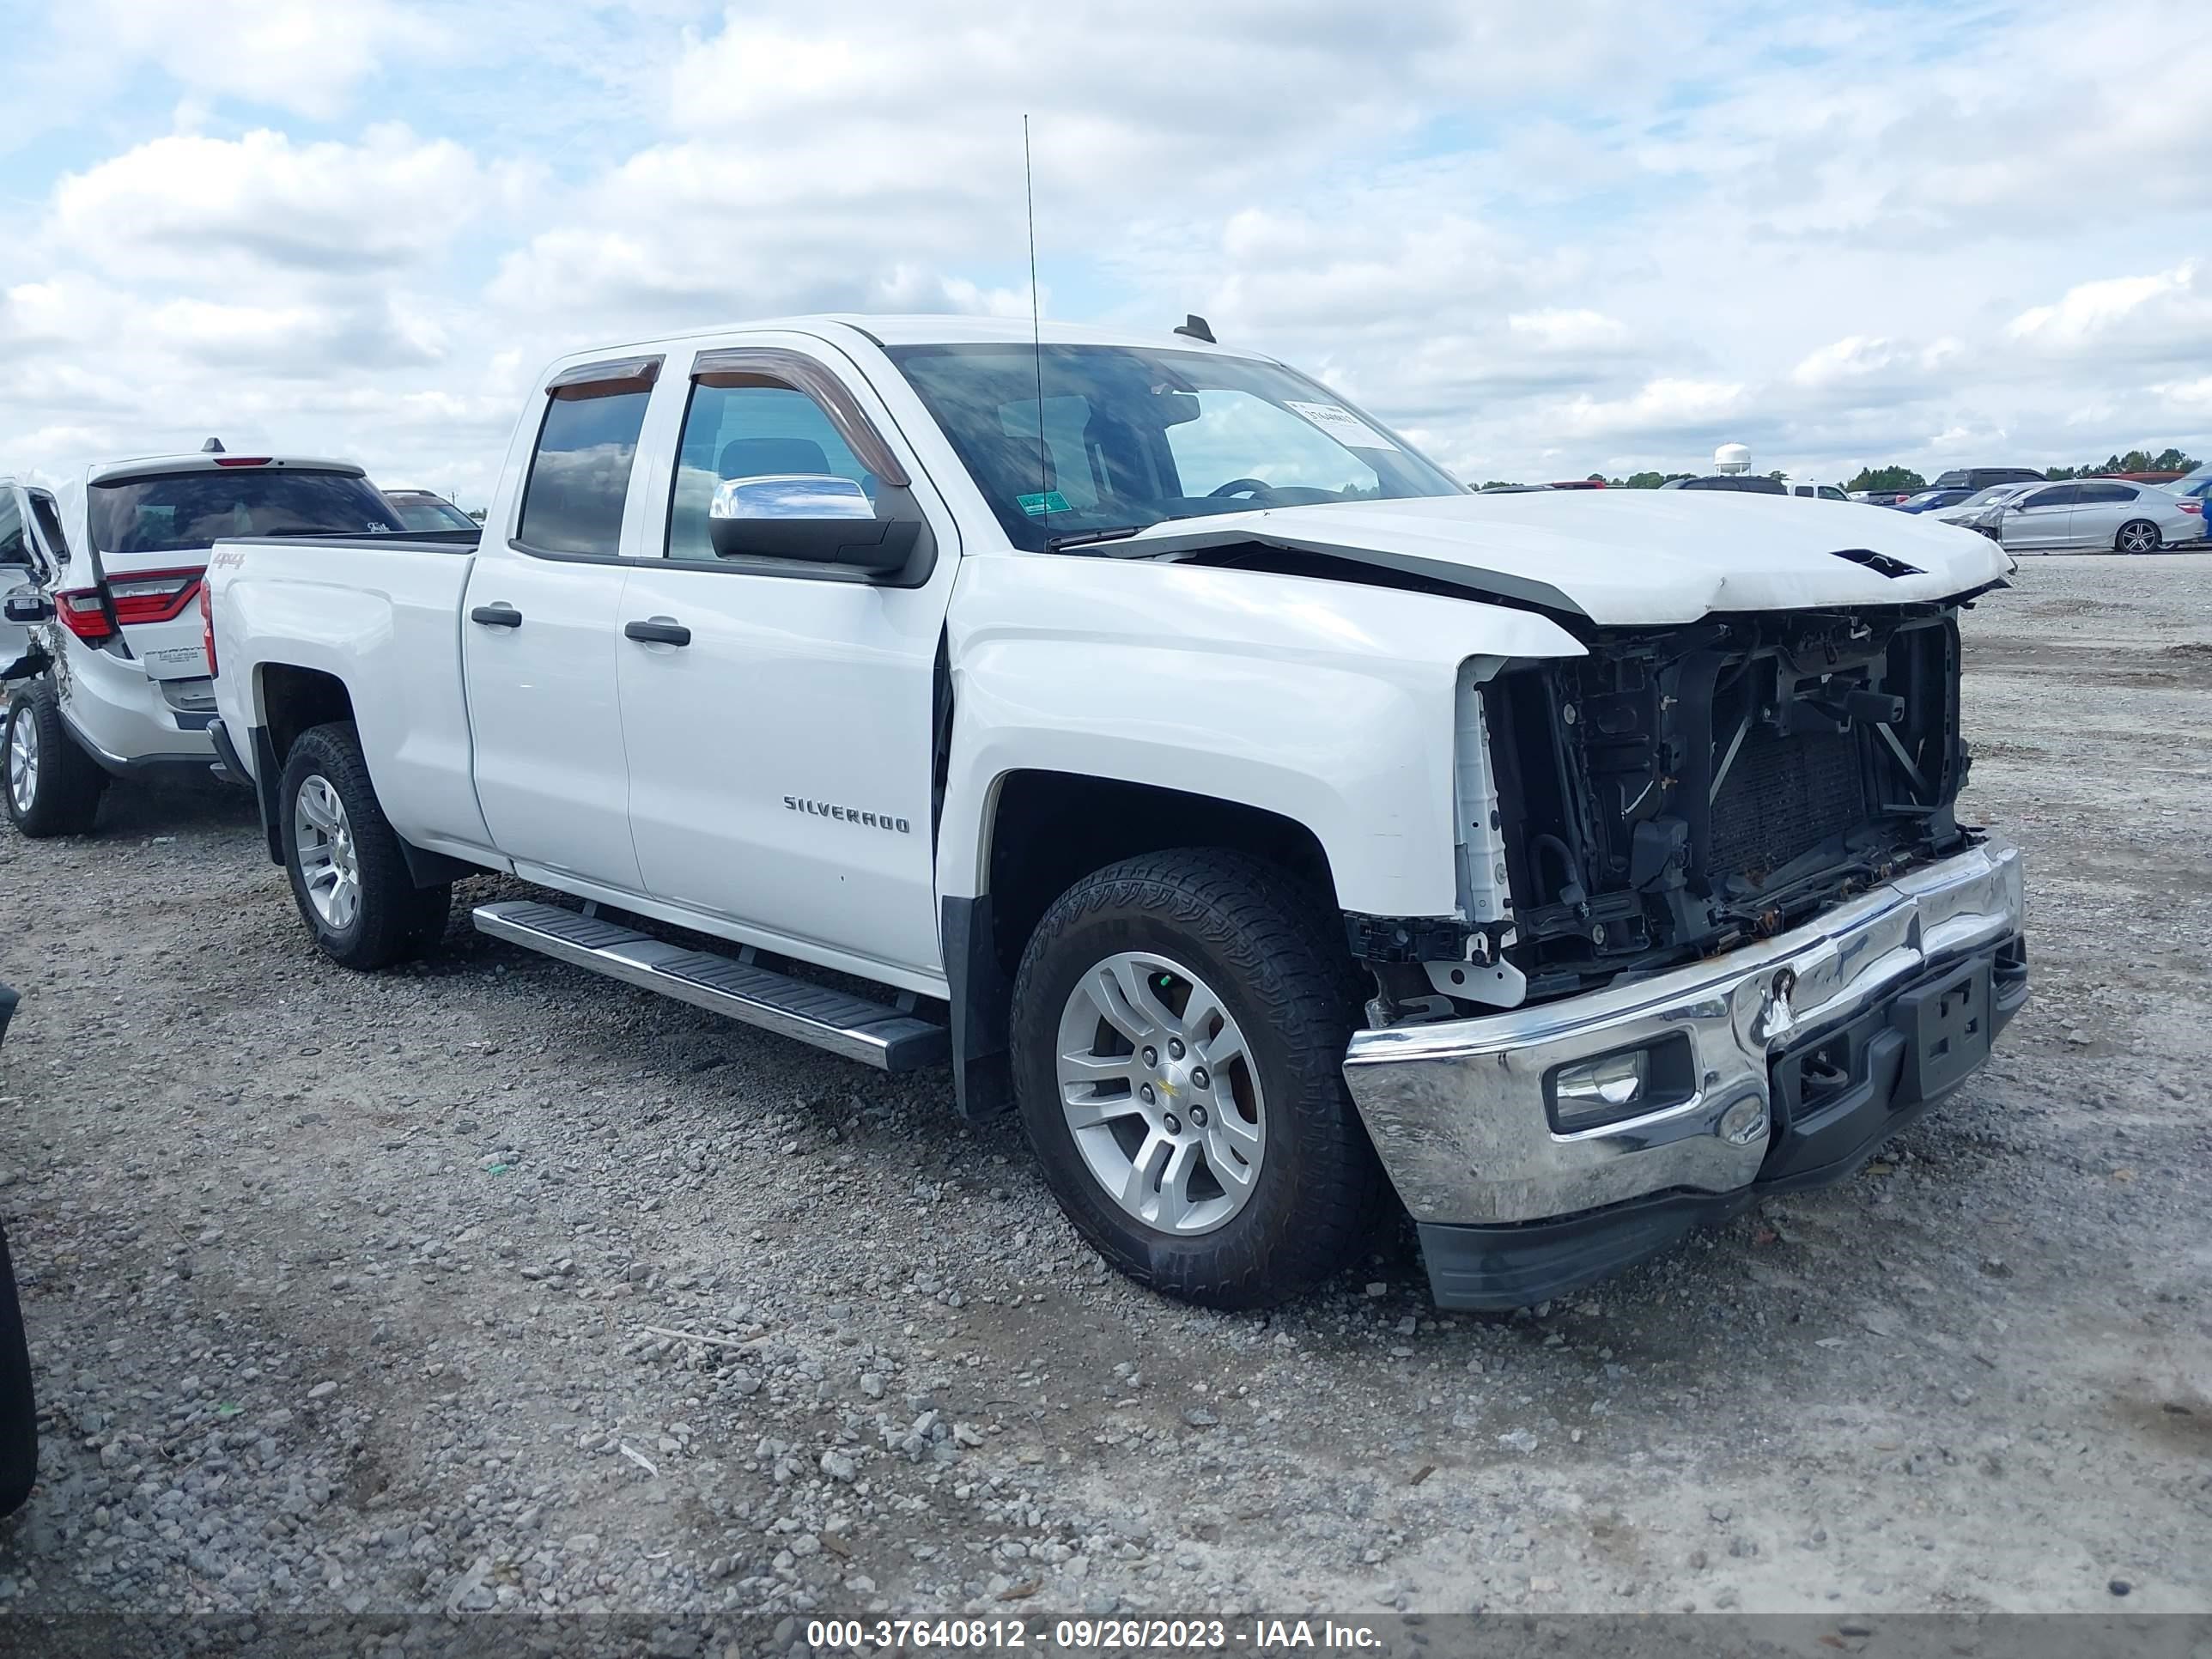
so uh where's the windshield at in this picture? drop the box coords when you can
[90,469,404,555]
[1956,485,2021,510]
[885,343,1464,550]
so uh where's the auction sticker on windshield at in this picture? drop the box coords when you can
[1284,402,1399,451]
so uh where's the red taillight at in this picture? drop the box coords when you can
[2180,501,2203,514]
[199,580,219,678]
[105,567,205,625]
[211,457,271,467]
[54,588,115,643]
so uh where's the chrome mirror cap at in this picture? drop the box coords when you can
[708,474,872,522]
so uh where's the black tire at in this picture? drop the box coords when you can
[0,1217,36,1518]
[3,684,107,837]
[1009,849,1386,1309]
[2115,519,2160,555]
[278,722,450,970]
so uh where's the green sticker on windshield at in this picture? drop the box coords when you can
[1018,490,1072,516]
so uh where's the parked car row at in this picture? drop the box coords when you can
[1847,464,2204,552]
[5,315,2033,1319]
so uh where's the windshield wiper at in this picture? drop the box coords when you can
[1044,525,1150,552]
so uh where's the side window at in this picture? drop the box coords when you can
[667,381,876,563]
[516,367,656,556]
[2020,484,2077,511]
[2075,482,2131,504]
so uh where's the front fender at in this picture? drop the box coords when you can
[937,553,1584,917]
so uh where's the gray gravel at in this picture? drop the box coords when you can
[0,553,2206,1626]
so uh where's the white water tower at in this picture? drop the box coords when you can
[1712,442,1753,476]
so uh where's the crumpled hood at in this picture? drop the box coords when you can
[1119,490,2012,626]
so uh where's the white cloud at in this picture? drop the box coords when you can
[1509,309,1629,350]
[2007,263,2205,350]
[52,128,483,277]
[1790,334,1960,391]
[2152,376,2212,412]
[1553,379,1750,440]
[70,0,439,119]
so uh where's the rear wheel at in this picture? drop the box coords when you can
[3,686,106,837]
[279,723,449,969]
[2116,519,2160,554]
[1009,849,1385,1309]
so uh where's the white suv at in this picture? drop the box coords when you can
[3,448,404,836]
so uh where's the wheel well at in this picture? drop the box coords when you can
[982,770,1340,981]
[258,665,354,763]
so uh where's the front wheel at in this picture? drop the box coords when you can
[2116,519,2160,555]
[1009,849,1385,1309]
[3,687,107,837]
[278,723,450,969]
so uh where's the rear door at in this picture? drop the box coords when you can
[2069,481,2136,550]
[2003,483,2076,549]
[461,356,658,889]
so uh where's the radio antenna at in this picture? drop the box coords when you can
[1024,114,1048,514]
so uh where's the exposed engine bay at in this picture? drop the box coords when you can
[1476,602,1973,1002]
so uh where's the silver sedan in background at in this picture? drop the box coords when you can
[1991,478,2207,553]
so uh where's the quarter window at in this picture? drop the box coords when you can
[516,373,655,556]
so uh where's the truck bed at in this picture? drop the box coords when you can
[207,532,494,859]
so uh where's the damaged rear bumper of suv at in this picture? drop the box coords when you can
[1342,837,2027,1310]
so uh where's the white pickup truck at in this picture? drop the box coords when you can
[204,314,2027,1312]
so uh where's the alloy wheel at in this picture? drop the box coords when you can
[2118,520,2159,554]
[293,775,362,931]
[1054,951,1267,1236]
[5,708,36,816]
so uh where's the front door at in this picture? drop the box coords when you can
[613,341,954,981]
[2004,483,2076,550]
[462,364,656,889]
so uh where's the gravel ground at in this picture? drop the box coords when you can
[0,553,2206,1638]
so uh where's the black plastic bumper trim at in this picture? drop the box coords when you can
[206,718,251,787]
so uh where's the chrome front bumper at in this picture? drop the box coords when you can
[1342,837,2026,1227]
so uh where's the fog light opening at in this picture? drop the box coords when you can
[1558,1050,1648,1112]
[1545,1034,1697,1133]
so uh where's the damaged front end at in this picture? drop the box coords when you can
[1481,601,1975,1002]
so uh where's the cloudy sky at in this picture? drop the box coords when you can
[3,0,2208,505]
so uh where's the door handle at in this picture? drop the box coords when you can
[623,619,691,647]
[470,604,523,629]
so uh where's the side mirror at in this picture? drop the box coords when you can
[2,592,52,624]
[706,475,916,574]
